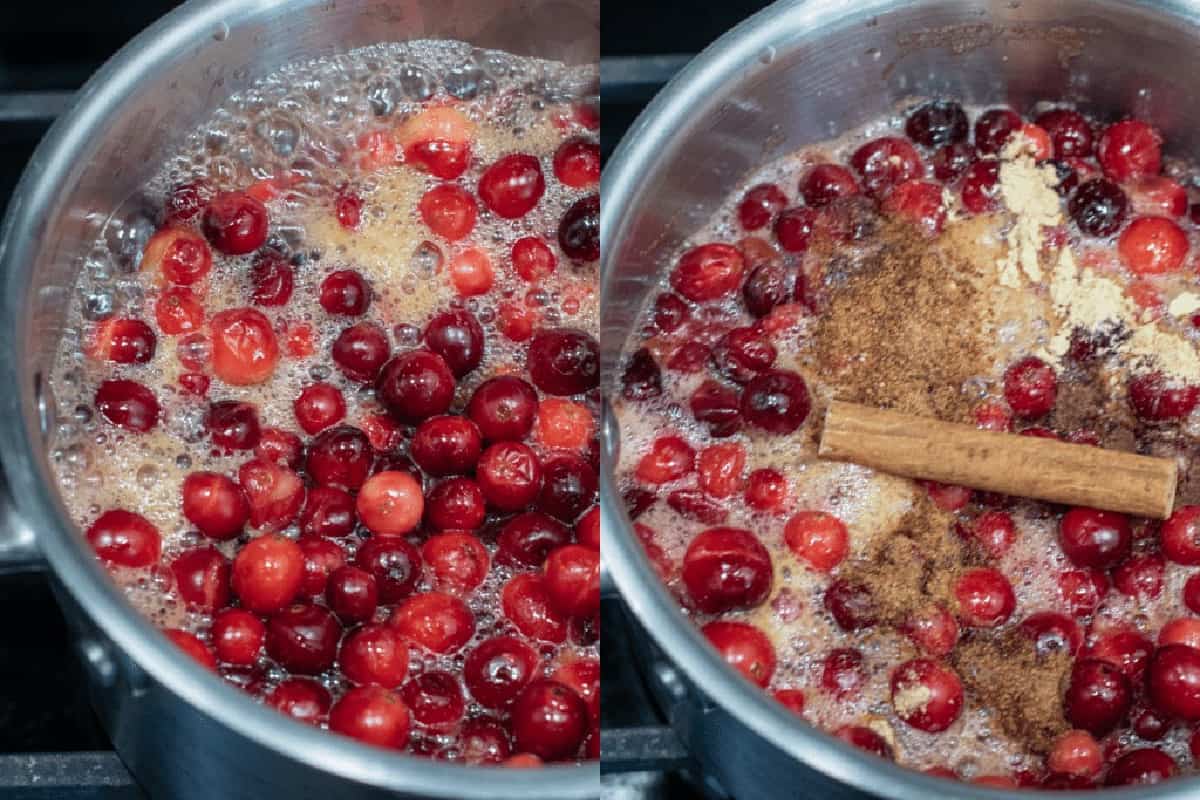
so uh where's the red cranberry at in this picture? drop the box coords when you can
[960,159,1001,213]
[1069,178,1129,236]
[1036,109,1094,157]
[334,189,362,231]
[1065,659,1131,735]
[821,647,865,698]
[331,322,390,383]
[737,183,787,229]
[209,307,279,386]
[464,636,538,709]
[510,680,587,761]
[538,455,597,523]
[1105,748,1177,786]
[1147,644,1200,720]
[467,376,538,441]
[740,370,811,434]
[231,534,304,614]
[477,442,542,511]
[422,532,489,593]
[457,717,512,764]
[890,659,963,732]
[670,243,745,301]
[265,603,341,674]
[478,153,544,218]
[86,510,161,567]
[165,179,213,224]
[211,607,264,666]
[249,251,294,306]
[1020,611,1082,656]
[667,490,727,524]
[165,629,216,671]
[742,262,795,318]
[425,477,486,531]
[182,471,249,540]
[293,384,345,435]
[784,511,849,572]
[299,485,356,538]
[1132,705,1169,741]
[501,573,567,643]
[1098,119,1162,181]
[800,164,860,207]
[701,620,776,687]
[1084,630,1153,680]
[375,350,456,422]
[1185,573,1200,613]
[667,341,711,373]
[954,567,1016,627]
[325,565,377,623]
[653,292,689,332]
[204,401,262,450]
[424,309,484,377]
[1119,216,1189,274]
[970,510,1017,558]
[88,318,156,364]
[306,426,373,490]
[543,544,600,618]
[881,179,946,235]
[511,236,557,282]
[328,686,411,749]
[409,416,481,476]
[906,100,968,146]
[824,579,877,630]
[901,605,958,657]
[690,380,742,437]
[497,512,570,567]
[402,671,466,730]
[340,623,409,687]
[974,108,1022,154]
[849,136,922,196]
[931,142,976,182]
[1129,371,1200,421]
[155,286,204,335]
[1128,175,1188,217]
[202,191,268,255]
[527,329,599,396]
[682,527,771,614]
[772,206,816,252]
[170,546,229,610]
[267,677,331,725]
[1113,554,1164,600]
[558,193,599,262]
[1060,508,1132,569]
[319,270,371,316]
[354,537,421,603]
[710,326,776,383]
[553,658,599,719]
[553,138,599,188]
[1003,356,1057,418]
[296,535,346,597]
[620,348,663,401]
[357,470,424,536]
[389,591,475,653]
[835,726,893,760]
[418,183,477,241]
[95,379,159,432]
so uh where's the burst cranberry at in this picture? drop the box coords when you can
[740,370,810,434]
[527,329,598,396]
[476,442,542,512]
[502,573,567,643]
[238,458,304,531]
[389,591,475,653]
[248,251,294,307]
[1003,356,1057,418]
[95,379,159,432]
[201,191,268,255]
[931,142,976,181]
[667,490,726,524]
[681,527,771,614]
[1118,216,1189,274]
[211,607,264,666]
[1147,644,1200,719]
[1069,178,1129,236]
[478,154,544,218]
[1129,175,1188,217]
[1036,109,1093,157]
[182,472,248,540]
[329,322,389,383]
[701,620,775,687]
[1113,554,1164,600]
[464,636,538,709]
[1105,748,1177,786]
[265,603,341,675]
[356,470,424,536]
[890,659,963,732]
[835,726,893,760]
[328,686,410,749]
[164,179,213,223]
[306,426,372,490]
[334,189,362,230]
[1085,630,1153,680]
[543,544,600,618]
[1059,507,1132,569]
[906,100,968,146]
[399,106,473,179]
[231,534,304,614]
[973,108,1022,154]
[458,717,512,764]
[695,443,746,499]
[422,532,489,593]
[298,485,355,538]
[1129,370,1200,421]
[170,546,229,610]
[1064,658,1131,735]
[784,511,849,572]
[821,648,865,698]
[354,537,421,603]
[670,243,745,301]
[402,671,466,730]
[1098,119,1162,181]
[850,136,922,196]
[737,183,787,230]
[375,350,456,422]
[204,401,261,450]
[209,307,278,385]
[902,605,958,657]
[960,159,1001,213]
[467,376,538,441]
[1021,611,1082,656]
[418,183,477,241]
[538,455,597,522]
[510,680,587,761]
[511,237,557,283]
[710,327,776,383]
[86,318,156,364]
[423,309,484,378]
[155,286,204,335]
[324,565,377,623]
[558,193,598,262]
[801,164,859,207]
[86,509,161,567]
[497,512,570,568]
[954,567,1015,627]
[425,477,485,531]
[552,138,599,188]
[339,623,409,687]
[772,206,816,252]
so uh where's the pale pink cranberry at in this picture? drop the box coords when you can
[890,659,963,732]
[783,511,848,572]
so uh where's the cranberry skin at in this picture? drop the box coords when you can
[1069,178,1129,236]
[328,686,411,749]
[477,442,542,512]
[389,591,475,653]
[701,620,776,687]
[1147,644,1200,720]
[86,510,161,567]
[267,677,331,725]
[1105,748,1177,786]
[325,565,378,623]
[690,380,743,437]
[835,726,894,760]
[1129,371,1200,421]
[464,636,539,709]
[170,546,230,610]
[202,191,268,255]
[670,243,745,302]
[538,455,597,523]
[205,401,262,450]
[682,527,772,614]
[478,153,545,218]
[299,485,356,538]
[890,659,964,733]
[497,512,571,568]
[232,534,305,615]
[402,671,466,730]
[340,623,410,687]
[526,329,599,396]
[292,384,345,435]
[905,100,969,147]
[319,270,371,316]
[1163,506,1200,564]
[265,603,341,675]
[1098,119,1163,181]
[331,322,390,383]
[740,370,811,434]
[544,544,600,618]
[424,309,484,377]
[211,608,265,665]
[375,350,456,423]
[931,142,976,182]
[800,164,860,207]
[1020,611,1082,657]
[974,108,1022,154]
[95,379,159,432]
[182,472,249,540]
[467,376,538,441]
[954,567,1016,627]
[425,477,486,531]
[742,262,795,318]
[306,426,373,491]
[1060,508,1132,569]
[1065,659,1131,736]
[620,348,663,401]
[354,536,421,603]
[824,579,877,631]
[511,680,588,762]
[737,183,788,230]
[249,251,294,307]
[558,194,598,262]
[1036,109,1094,158]
[1003,356,1057,418]
[849,136,922,196]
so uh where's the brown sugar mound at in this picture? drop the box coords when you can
[808,222,993,423]
[951,629,1071,752]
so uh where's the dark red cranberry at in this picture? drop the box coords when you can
[849,137,922,196]
[170,546,230,611]
[824,579,876,630]
[667,341,710,373]
[743,262,795,317]
[1147,644,1200,720]
[250,251,294,306]
[165,179,213,224]
[497,512,571,567]
[711,327,776,383]
[1060,508,1132,569]
[689,380,743,437]
[467,376,538,441]
[202,191,268,255]
[800,164,859,207]
[740,370,810,434]
[620,348,662,401]
[319,270,370,316]
[425,477,486,531]
[1113,554,1164,600]
[737,183,788,230]
[478,153,545,218]
[306,426,373,491]
[772,206,816,252]
[410,415,482,476]
[1069,179,1128,236]
[331,322,390,383]
[265,603,341,674]
[961,160,1001,213]
[204,401,262,450]
[510,680,588,762]
[681,527,771,613]
[667,489,727,524]
[464,636,538,709]
[325,564,377,623]
[1132,705,1169,740]
[354,536,422,603]
[86,510,161,567]
[95,379,159,432]
[557,194,598,262]
[931,142,976,182]
[906,100,969,146]
[1036,109,1094,157]
[424,309,484,377]
[296,535,346,596]
[835,726,894,760]
[538,455,598,523]
[402,671,465,729]
[1020,611,1082,657]
[974,108,1023,154]
[527,329,599,396]
[1105,748,1177,786]
[653,293,689,333]
[1129,371,1200,421]
[293,383,345,435]
[299,485,356,538]
[375,350,456,422]
[477,442,542,511]
[1064,659,1131,736]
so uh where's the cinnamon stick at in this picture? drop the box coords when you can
[818,401,1177,519]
